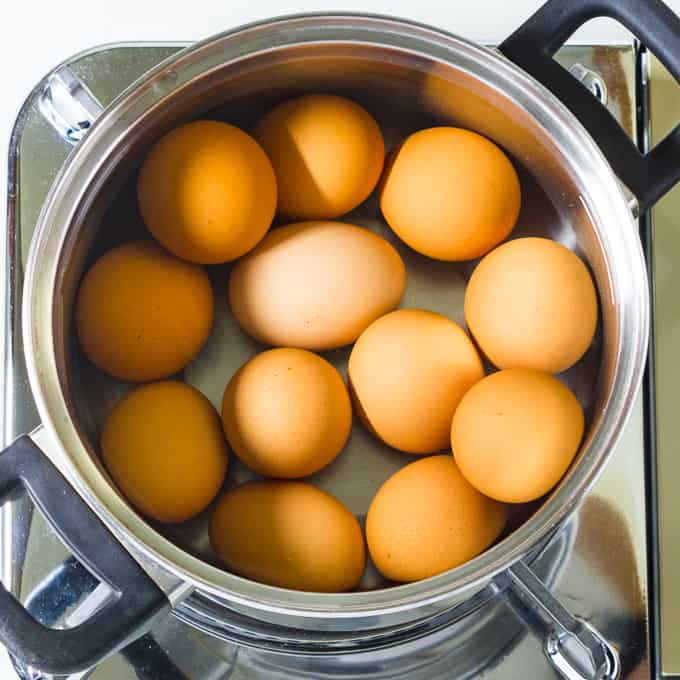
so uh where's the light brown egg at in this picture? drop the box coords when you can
[228,221,406,351]
[221,348,352,478]
[366,455,506,582]
[76,241,214,382]
[451,368,584,503]
[137,120,276,264]
[348,309,484,454]
[253,95,384,219]
[380,127,520,261]
[101,381,228,523]
[210,481,366,592]
[464,237,598,373]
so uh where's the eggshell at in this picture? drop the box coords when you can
[254,94,384,219]
[210,481,366,591]
[380,127,520,261]
[137,120,276,264]
[228,221,406,351]
[76,241,214,382]
[222,348,352,478]
[464,237,598,373]
[451,368,585,503]
[366,455,506,582]
[101,381,228,523]
[348,309,484,454]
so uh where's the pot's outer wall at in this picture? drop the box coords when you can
[21,15,649,628]
[3,31,644,677]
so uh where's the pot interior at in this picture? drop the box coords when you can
[53,39,617,596]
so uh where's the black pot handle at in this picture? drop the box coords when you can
[0,435,170,675]
[499,0,680,210]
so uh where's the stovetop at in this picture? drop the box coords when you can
[2,42,654,679]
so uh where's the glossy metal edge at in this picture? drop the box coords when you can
[635,43,662,680]
[20,14,649,624]
[645,50,680,679]
[1,69,57,605]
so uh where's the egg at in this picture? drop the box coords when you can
[210,480,365,591]
[464,237,598,373]
[101,381,228,523]
[366,455,506,582]
[253,95,384,219]
[76,241,214,382]
[451,368,584,503]
[137,120,276,264]
[222,348,352,478]
[228,221,406,351]
[348,309,484,454]
[379,127,520,261]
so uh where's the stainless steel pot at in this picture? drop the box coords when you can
[3,0,680,677]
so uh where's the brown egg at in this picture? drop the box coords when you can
[101,381,228,523]
[221,348,352,478]
[464,237,598,373]
[254,95,384,219]
[76,241,214,382]
[366,455,506,582]
[210,481,365,591]
[228,221,406,351]
[137,120,276,264]
[348,309,484,454]
[451,369,584,503]
[380,127,520,261]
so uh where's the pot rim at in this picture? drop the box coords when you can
[22,13,648,620]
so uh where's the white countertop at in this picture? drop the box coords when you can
[2,1,680,677]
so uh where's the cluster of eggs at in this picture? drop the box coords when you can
[76,94,597,591]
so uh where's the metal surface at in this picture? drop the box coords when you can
[503,561,620,680]
[2,40,650,678]
[568,63,608,104]
[648,53,680,676]
[38,67,104,144]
